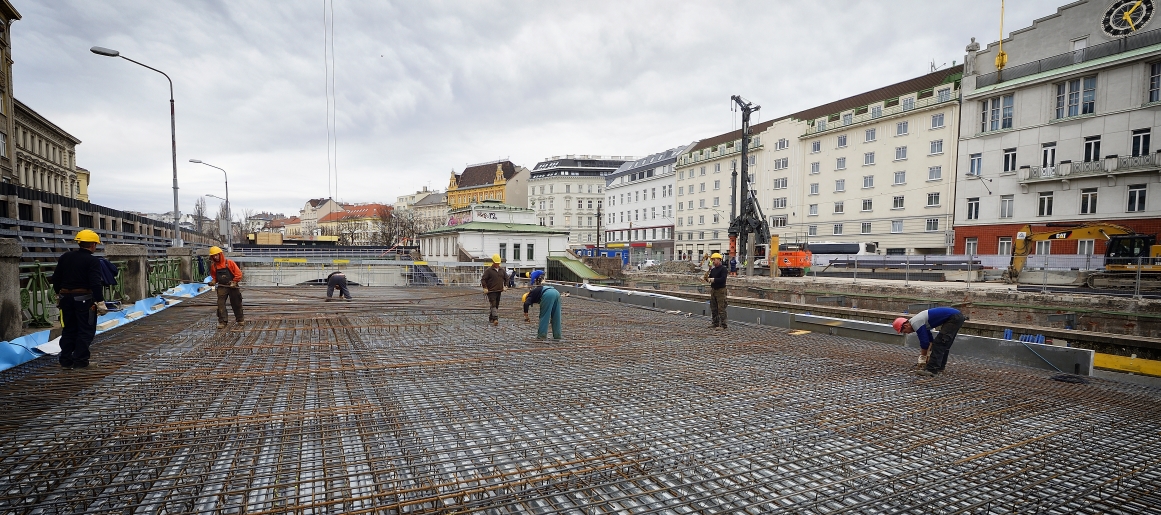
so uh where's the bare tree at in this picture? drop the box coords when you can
[374,208,423,247]
[214,201,230,245]
[193,197,208,235]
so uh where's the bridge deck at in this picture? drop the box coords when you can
[1,286,1159,514]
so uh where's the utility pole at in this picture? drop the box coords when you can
[728,95,771,277]
[596,203,602,257]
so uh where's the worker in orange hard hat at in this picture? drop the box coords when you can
[207,246,245,329]
[480,253,507,326]
[49,230,108,369]
[894,306,967,377]
[703,252,728,329]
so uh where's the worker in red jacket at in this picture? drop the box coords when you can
[208,246,244,329]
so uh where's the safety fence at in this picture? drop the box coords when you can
[17,260,131,329]
[147,257,184,296]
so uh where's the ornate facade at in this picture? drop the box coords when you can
[0,1,20,184]
[447,160,529,210]
[14,99,82,199]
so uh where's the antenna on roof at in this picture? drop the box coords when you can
[930,60,948,72]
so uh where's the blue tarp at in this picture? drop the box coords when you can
[0,282,211,373]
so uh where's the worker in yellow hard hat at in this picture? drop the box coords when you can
[703,252,728,329]
[49,230,107,369]
[480,253,507,326]
[207,246,245,329]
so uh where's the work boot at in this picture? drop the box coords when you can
[217,322,228,329]
[235,319,245,327]
[492,319,499,327]
[915,369,935,377]
[707,324,719,329]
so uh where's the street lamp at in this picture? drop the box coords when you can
[90,46,182,247]
[190,160,230,251]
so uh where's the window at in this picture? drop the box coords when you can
[1000,195,1014,218]
[714,180,720,190]
[777,138,789,150]
[712,214,719,223]
[833,223,844,235]
[966,197,980,220]
[1002,149,1017,173]
[0,133,5,158]
[1128,184,1147,212]
[865,128,877,142]
[902,97,915,111]
[700,182,706,192]
[861,222,872,234]
[810,162,820,174]
[771,215,788,227]
[1080,188,1098,214]
[577,199,583,209]
[1038,192,1054,216]
[812,141,821,153]
[701,167,706,175]
[773,157,789,170]
[864,152,875,165]
[980,94,1014,131]
[698,215,705,224]
[835,179,846,192]
[860,175,873,188]
[842,113,852,125]
[928,166,942,181]
[713,197,719,207]
[930,140,943,155]
[809,204,818,216]
[809,183,819,195]
[962,237,978,256]
[931,113,945,129]
[925,218,939,231]
[773,177,788,189]
[1132,129,1151,157]
[927,192,940,207]
[837,134,848,147]
[1078,239,1095,255]
[772,197,787,209]
[1055,77,1096,118]
[872,106,882,118]
[937,88,951,103]
[808,225,818,236]
[548,216,554,226]
[893,195,905,209]
[895,146,907,160]
[836,157,847,170]
[998,237,1013,256]
[896,121,909,136]
[699,199,705,208]
[818,119,827,131]
[1035,240,1052,255]
[1084,136,1101,162]
[1152,62,1161,103]
[861,199,873,211]
[834,201,845,214]
[894,171,906,184]
[891,220,903,233]
[1043,145,1056,170]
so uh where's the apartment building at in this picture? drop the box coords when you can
[791,66,963,255]
[528,155,628,248]
[754,117,809,243]
[603,145,690,262]
[674,121,773,260]
[956,0,1161,256]
[447,160,530,210]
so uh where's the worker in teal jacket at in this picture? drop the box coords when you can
[894,307,966,377]
[522,270,562,340]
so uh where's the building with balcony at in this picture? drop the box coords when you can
[955,0,1161,256]
[794,66,963,255]
[417,200,569,269]
[528,155,629,248]
[603,144,691,263]
[447,160,529,210]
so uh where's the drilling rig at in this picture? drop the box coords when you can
[728,95,771,277]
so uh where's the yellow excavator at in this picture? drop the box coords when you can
[1005,223,1161,289]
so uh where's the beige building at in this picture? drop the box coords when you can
[529,155,628,248]
[394,186,433,211]
[0,1,19,185]
[13,99,82,198]
[411,191,448,232]
[297,197,343,236]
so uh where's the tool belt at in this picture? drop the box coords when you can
[59,288,92,295]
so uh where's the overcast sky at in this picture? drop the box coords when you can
[14,0,1065,217]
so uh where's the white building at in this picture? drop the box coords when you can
[603,145,690,263]
[956,0,1161,257]
[416,200,569,269]
[394,186,434,211]
[527,155,629,248]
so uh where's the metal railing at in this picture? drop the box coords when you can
[677,140,763,166]
[976,26,1161,88]
[802,89,960,136]
[18,262,56,328]
[0,216,214,259]
[147,257,183,296]
[1021,153,1161,182]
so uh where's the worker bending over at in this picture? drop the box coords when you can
[208,246,245,329]
[481,254,507,326]
[326,270,352,300]
[522,270,562,340]
[894,307,967,377]
[50,229,108,369]
[703,252,728,329]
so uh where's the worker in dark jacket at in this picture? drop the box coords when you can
[522,270,562,340]
[703,252,729,329]
[481,254,507,326]
[50,229,107,369]
[325,270,351,300]
[894,307,967,377]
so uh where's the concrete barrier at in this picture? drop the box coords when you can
[904,333,1094,376]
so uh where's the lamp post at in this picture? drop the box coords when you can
[90,46,182,247]
[190,160,230,251]
[205,194,232,248]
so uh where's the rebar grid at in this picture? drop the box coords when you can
[1,287,1159,514]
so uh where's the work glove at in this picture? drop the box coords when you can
[230,281,239,288]
[95,302,109,316]
[916,354,928,366]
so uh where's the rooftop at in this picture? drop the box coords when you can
[454,160,521,189]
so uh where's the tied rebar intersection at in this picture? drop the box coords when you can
[1,286,1159,514]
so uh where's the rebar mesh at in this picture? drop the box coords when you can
[1,287,1158,514]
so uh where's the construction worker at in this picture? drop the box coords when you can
[894,307,967,377]
[729,256,738,276]
[703,252,728,329]
[325,270,351,300]
[50,229,107,369]
[207,246,244,329]
[522,270,562,340]
[481,253,506,326]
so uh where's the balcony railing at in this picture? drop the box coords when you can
[1020,153,1161,182]
[976,26,1161,88]
[802,90,960,137]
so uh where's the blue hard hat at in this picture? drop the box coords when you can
[530,270,545,283]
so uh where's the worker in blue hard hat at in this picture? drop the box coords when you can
[522,270,562,340]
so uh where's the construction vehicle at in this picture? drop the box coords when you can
[775,241,812,277]
[727,95,771,277]
[1004,223,1161,288]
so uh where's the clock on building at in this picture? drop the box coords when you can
[1103,0,1155,37]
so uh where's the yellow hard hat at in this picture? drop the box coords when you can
[492,254,502,263]
[74,229,101,244]
[209,246,223,256]
[710,252,722,260]
[522,292,529,303]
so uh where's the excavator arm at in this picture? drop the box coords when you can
[1005,223,1135,282]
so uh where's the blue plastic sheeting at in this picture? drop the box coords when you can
[0,283,211,373]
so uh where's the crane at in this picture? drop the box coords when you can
[728,95,771,277]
